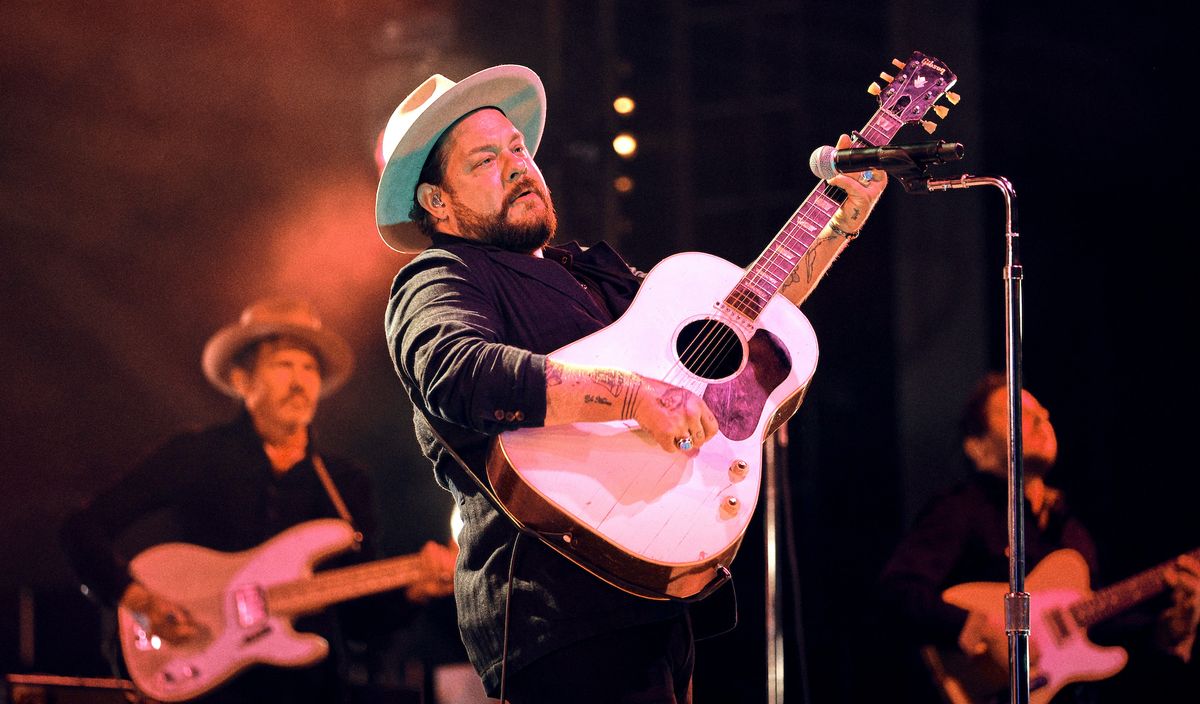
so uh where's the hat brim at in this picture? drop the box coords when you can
[375,65,546,254]
[201,322,354,398]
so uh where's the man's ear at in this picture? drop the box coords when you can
[228,367,251,399]
[963,435,1001,474]
[416,183,446,218]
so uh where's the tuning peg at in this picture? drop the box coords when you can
[868,82,882,96]
[879,72,895,83]
[891,58,906,69]
[920,120,938,134]
[945,91,961,105]
[932,105,950,119]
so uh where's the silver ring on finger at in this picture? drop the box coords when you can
[674,436,694,451]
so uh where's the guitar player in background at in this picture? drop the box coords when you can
[379,64,887,703]
[878,372,1200,703]
[60,297,458,703]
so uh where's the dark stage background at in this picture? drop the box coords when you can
[1,1,1190,702]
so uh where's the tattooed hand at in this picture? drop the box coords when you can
[633,377,720,454]
[826,132,888,235]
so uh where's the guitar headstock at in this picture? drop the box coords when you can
[868,51,959,134]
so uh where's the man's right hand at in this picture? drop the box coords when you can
[958,610,1007,666]
[122,582,201,644]
[632,376,720,453]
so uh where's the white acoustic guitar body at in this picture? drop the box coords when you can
[491,252,818,598]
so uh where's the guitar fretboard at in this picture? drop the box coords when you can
[724,109,907,321]
[1070,547,1200,628]
[267,553,428,615]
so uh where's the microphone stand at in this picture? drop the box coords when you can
[899,167,1030,704]
[764,425,785,704]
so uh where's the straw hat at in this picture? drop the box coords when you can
[201,298,353,398]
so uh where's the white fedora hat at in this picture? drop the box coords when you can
[375,64,546,254]
[201,298,354,398]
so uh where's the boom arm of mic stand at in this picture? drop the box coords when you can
[918,173,1031,704]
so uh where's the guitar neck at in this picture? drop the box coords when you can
[266,553,426,615]
[725,108,907,321]
[1071,547,1200,628]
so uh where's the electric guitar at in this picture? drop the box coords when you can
[118,519,448,702]
[924,547,1200,704]
[488,51,960,600]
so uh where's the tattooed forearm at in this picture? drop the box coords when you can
[803,232,838,279]
[545,361,647,426]
[589,369,627,397]
[620,376,643,418]
[546,363,564,387]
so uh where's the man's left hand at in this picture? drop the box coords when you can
[1158,554,1200,661]
[826,133,887,235]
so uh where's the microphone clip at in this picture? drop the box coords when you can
[879,141,965,194]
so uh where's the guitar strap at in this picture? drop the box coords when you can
[311,453,364,550]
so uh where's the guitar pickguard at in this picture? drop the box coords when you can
[703,328,792,441]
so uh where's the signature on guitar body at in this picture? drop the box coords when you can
[488,52,960,601]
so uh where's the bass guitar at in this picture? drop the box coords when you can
[118,519,448,702]
[488,51,960,600]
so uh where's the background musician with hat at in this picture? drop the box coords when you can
[60,297,454,703]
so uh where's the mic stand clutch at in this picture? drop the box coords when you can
[923,173,1031,704]
[882,142,966,194]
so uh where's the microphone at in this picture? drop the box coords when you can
[808,141,964,181]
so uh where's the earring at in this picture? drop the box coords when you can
[431,194,444,207]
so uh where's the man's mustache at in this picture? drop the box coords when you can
[504,178,545,207]
[282,387,311,405]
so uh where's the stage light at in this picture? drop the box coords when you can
[612,133,638,159]
[612,96,635,115]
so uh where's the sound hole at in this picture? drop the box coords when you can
[675,319,744,381]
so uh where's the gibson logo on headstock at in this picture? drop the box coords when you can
[919,58,947,75]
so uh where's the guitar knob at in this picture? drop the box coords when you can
[721,496,740,517]
[891,58,906,69]
[867,82,882,96]
[933,105,950,119]
[920,120,938,134]
[728,460,749,479]
[879,71,895,83]
[946,91,961,105]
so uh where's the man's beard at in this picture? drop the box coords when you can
[450,178,558,253]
